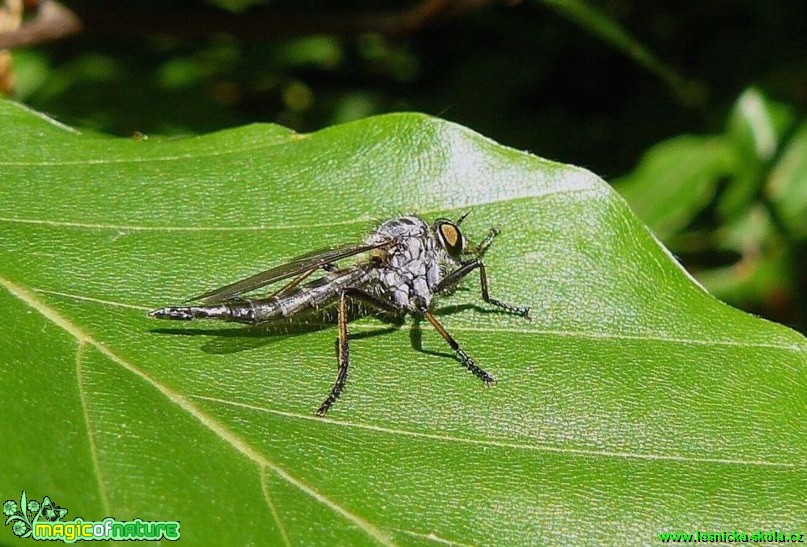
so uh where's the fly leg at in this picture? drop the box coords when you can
[271,262,336,299]
[478,261,531,319]
[435,259,531,320]
[342,287,403,324]
[421,308,495,385]
[317,291,350,416]
[317,289,402,416]
[476,227,499,256]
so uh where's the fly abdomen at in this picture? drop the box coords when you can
[178,297,288,324]
[231,267,370,322]
[148,267,371,325]
[148,300,279,324]
[269,266,371,317]
[148,304,232,321]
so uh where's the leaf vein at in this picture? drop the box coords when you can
[191,395,801,469]
[0,136,299,167]
[75,342,112,516]
[393,527,476,547]
[0,188,599,233]
[0,215,373,232]
[260,467,291,547]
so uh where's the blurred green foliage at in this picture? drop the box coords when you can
[7,0,807,330]
[616,89,807,333]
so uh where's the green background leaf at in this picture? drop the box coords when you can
[613,135,734,240]
[1,99,805,545]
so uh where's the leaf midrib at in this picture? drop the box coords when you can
[190,394,799,469]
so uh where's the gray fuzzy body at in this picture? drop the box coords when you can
[247,216,451,320]
[365,216,453,311]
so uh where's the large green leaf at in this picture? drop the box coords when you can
[1,99,805,545]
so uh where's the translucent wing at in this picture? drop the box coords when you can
[189,241,391,304]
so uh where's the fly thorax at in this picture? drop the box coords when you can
[366,216,447,311]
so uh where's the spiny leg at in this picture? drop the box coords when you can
[476,227,499,256]
[435,259,530,320]
[271,262,335,299]
[409,315,455,360]
[317,291,350,416]
[478,261,531,319]
[477,228,530,318]
[342,287,403,319]
[317,289,402,415]
[422,309,495,385]
[270,268,316,299]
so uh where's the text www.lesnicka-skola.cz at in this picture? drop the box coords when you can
[659,530,804,543]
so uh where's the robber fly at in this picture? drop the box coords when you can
[149,214,530,415]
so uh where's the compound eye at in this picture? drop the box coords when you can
[437,220,464,258]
